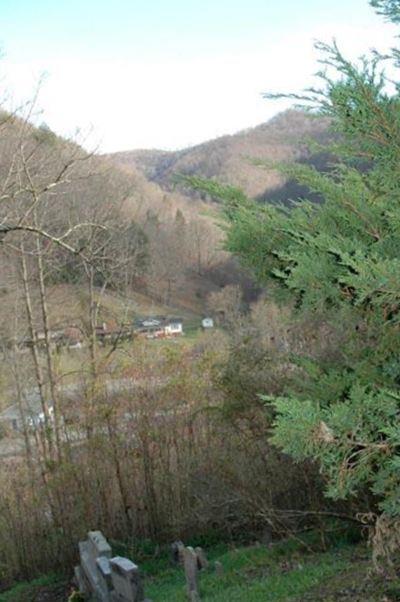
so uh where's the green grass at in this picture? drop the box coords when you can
[142,539,353,601]
[0,573,67,602]
[3,535,400,601]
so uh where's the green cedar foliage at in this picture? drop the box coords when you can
[370,0,400,22]
[183,0,400,518]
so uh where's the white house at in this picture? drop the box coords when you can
[202,317,214,329]
[164,319,183,336]
[134,316,184,338]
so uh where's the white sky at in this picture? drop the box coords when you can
[1,1,397,152]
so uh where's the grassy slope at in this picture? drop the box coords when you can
[0,574,69,602]
[145,543,349,601]
[3,537,400,601]
[43,284,202,325]
[142,538,399,602]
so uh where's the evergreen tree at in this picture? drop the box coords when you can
[184,0,400,558]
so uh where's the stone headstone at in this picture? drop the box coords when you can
[110,556,144,602]
[79,539,110,602]
[75,531,148,602]
[97,555,113,591]
[171,540,185,565]
[183,546,199,599]
[89,530,112,559]
[194,547,208,570]
[74,564,89,594]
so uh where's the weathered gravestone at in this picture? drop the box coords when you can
[76,530,112,601]
[194,547,208,571]
[174,543,211,600]
[97,556,113,593]
[183,546,199,600]
[110,556,144,602]
[90,531,113,559]
[170,540,185,565]
[74,531,148,602]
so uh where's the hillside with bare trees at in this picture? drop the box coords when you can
[106,110,333,203]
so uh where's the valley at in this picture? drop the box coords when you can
[1,1,400,595]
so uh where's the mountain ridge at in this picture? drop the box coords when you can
[104,110,333,202]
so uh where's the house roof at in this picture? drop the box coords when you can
[135,316,183,328]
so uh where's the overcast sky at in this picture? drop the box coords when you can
[1,0,397,152]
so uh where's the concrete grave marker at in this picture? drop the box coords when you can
[97,555,113,592]
[194,547,208,570]
[78,539,110,601]
[74,531,148,602]
[89,530,112,558]
[110,556,144,602]
[171,540,185,565]
[183,546,199,599]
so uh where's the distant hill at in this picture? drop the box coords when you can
[0,110,333,331]
[105,110,333,203]
[0,112,259,323]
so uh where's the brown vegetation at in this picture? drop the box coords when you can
[0,333,325,587]
[106,110,333,203]
[0,99,352,594]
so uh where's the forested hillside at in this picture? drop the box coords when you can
[106,110,333,203]
[2,1,400,600]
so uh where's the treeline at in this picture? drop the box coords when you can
[0,330,329,587]
[0,107,228,320]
